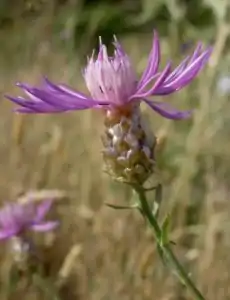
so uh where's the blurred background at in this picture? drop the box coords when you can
[0,0,230,299]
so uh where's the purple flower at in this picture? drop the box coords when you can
[5,31,212,120]
[0,199,58,240]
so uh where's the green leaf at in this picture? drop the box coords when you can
[160,214,171,247]
[151,184,163,218]
[155,184,163,204]
[157,244,167,265]
[105,203,139,210]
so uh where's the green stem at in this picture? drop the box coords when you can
[134,185,205,300]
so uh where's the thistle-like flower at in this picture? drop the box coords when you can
[6,31,212,183]
[0,199,57,240]
[0,200,58,267]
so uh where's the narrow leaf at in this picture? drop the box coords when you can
[105,203,139,210]
[155,184,163,204]
[160,214,171,246]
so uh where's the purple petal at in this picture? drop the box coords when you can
[5,96,49,112]
[138,30,160,89]
[0,229,15,240]
[113,36,126,57]
[5,91,97,113]
[97,40,109,61]
[132,62,171,99]
[6,96,71,113]
[143,99,193,120]
[164,57,190,83]
[18,85,95,109]
[164,47,212,90]
[42,78,92,99]
[149,47,212,96]
[189,42,203,62]
[145,86,176,96]
[13,107,66,114]
[134,72,160,95]
[10,80,111,113]
[35,199,53,223]
[30,221,59,232]
[167,43,203,84]
[137,44,202,92]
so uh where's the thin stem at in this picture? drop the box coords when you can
[134,185,205,300]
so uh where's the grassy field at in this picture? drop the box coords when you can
[0,2,230,299]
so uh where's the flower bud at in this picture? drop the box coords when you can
[102,104,156,184]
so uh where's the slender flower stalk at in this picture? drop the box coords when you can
[133,185,205,300]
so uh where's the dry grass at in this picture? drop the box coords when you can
[0,16,230,300]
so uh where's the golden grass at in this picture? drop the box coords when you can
[0,19,230,300]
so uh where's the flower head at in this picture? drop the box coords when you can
[0,199,58,240]
[5,31,212,120]
[102,104,156,184]
[84,36,137,106]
